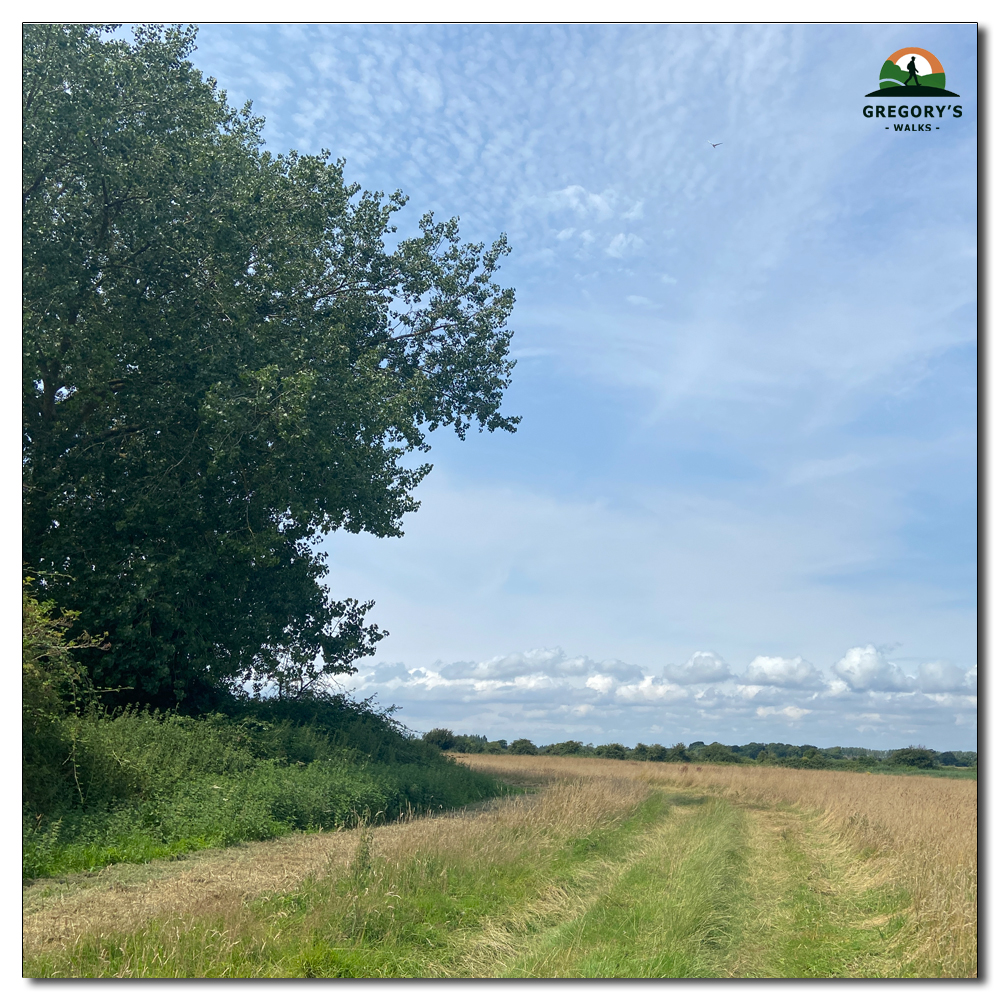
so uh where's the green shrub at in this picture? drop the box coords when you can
[422,728,457,751]
[888,747,939,770]
[544,740,587,756]
[695,743,742,764]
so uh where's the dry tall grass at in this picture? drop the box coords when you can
[363,773,649,869]
[22,829,359,956]
[23,772,651,970]
[458,755,978,976]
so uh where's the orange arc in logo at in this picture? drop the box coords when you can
[886,47,944,75]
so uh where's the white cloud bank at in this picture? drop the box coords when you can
[345,644,976,750]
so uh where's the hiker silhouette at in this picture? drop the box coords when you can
[904,55,920,86]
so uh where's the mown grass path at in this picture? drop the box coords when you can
[23,765,973,978]
[455,795,911,978]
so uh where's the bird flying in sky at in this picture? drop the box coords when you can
[709,141,723,148]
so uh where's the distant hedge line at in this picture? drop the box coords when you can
[421,729,976,771]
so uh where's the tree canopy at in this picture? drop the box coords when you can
[22,24,518,709]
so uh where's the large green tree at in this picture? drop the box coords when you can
[22,24,518,709]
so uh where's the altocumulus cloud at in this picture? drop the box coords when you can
[346,645,975,750]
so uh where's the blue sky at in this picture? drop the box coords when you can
[190,22,977,750]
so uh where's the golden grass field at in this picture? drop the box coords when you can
[458,754,978,976]
[23,755,976,978]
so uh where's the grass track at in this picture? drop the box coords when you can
[500,796,747,977]
[468,796,915,978]
[23,761,976,978]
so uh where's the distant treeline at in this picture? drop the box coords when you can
[421,730,977,771]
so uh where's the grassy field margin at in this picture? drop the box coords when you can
[23,756,976,978]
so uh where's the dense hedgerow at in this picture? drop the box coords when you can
[23,698,503,880]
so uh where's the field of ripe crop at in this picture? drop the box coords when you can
[23,756,976,978]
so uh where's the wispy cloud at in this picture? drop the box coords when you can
[605,232,644,258]
[756,705,811,721]
[542,185,616,221]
